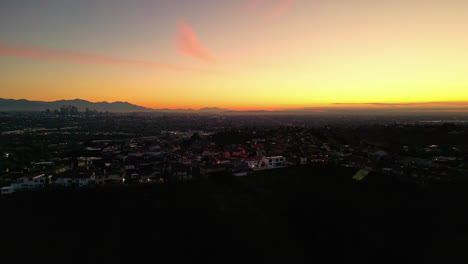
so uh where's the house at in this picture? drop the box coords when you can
[228,161,252,177]
[1,174,48,194]
[244,157,264,169]
[214,156,231,165]
[16,174,47,189]
[125,173,141,184]
[1,186,15,195]
[231,149,247,157]
[139,172,161,183]
[253,144,265,149]
[95,172,124,185]
[200,165,227,178]
[54,172,95,187]
[168,164,192,183]
[372,150,388,158]
[263,156,286,169]
[433,156,459,166]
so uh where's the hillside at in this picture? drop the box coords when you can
[2,167,468,262]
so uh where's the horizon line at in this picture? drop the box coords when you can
[3,97,468,112]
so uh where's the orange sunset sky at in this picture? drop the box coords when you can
[1,0,468,110]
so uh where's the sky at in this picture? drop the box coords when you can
[1,0,468,110]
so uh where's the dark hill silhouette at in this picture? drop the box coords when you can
[2,167,468,262]
[0,98,232,113]
[0,98,151,112]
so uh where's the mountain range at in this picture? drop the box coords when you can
[0,98,230,113]
[1,98,467,115]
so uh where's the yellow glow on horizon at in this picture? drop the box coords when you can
[2,1,468,110]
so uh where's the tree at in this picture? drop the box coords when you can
[190,132,201,142]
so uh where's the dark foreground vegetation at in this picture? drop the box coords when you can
[2,167,468,263]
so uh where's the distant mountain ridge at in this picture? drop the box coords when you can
[0,98,230,113]
[0,98,151,112]
[2,98,464,115]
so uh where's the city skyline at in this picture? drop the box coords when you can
[2,0,468,110]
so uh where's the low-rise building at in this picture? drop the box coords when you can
[263,156,286,169]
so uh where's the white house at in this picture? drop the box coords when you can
[263,156,286,169]
[1,174,48,195]
[16,174,47,188]
[1,186,15,195]
[54,173,95,187]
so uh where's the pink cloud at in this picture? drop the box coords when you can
[245,0,265,10]
[176,19,217,63]
[270,0,295,18]
[0,42,210,73]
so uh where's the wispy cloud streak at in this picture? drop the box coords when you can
[176,19,217,63]
[0,42,209,72]
[270,0,295,18]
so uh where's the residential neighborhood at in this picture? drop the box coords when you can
[1,112,468,195]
